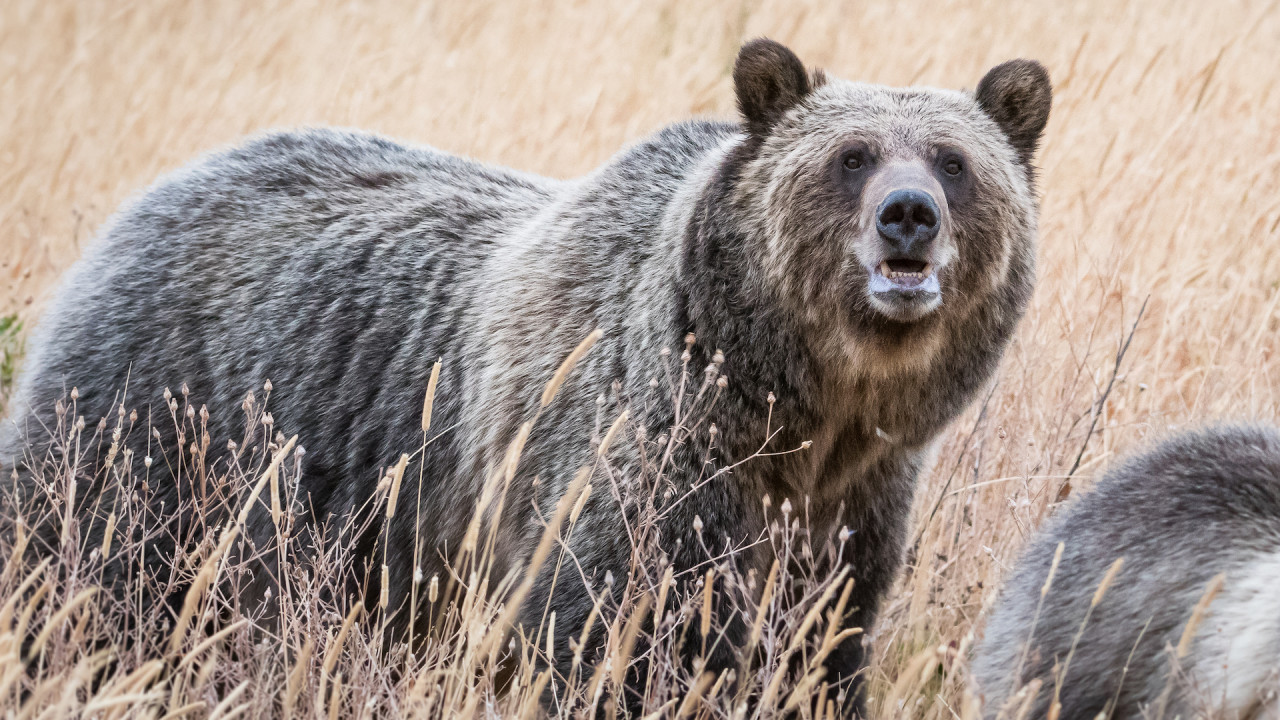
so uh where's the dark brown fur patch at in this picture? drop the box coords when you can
[976,59,1052,165]
[733,38,813,137]
[352,170,408,188]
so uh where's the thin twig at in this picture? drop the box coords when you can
[1066,296,1149,479]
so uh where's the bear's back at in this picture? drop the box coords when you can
[4,128,561,469]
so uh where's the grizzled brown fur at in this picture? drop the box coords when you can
[2,39,1050,714]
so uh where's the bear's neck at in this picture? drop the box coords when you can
[675,142,850,459]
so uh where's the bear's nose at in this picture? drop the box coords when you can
[876,189,940,255]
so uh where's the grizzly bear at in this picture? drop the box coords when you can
[2,39,1050,713]
[972,425,1280,719]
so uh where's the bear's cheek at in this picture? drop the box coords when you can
[843,222,891,276]
[947,198,1016,300]
[779,185,867,282]
[797,234,859,310]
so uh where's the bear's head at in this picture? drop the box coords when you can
[725,38,1051,374]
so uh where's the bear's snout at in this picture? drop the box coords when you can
[876,189,940,256]
[854,160,956,322]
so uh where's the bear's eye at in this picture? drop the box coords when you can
[942,157,964,176]
[843,152,865,171]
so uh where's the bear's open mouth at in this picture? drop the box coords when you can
[865,258,942,320]
[878,259,933,288]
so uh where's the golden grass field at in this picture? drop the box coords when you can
[2,1,1280,718]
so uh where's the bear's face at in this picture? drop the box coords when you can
[729,40,1051,371]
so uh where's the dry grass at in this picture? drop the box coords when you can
[2,0,1280,718]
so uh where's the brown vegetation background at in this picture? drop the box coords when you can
[2,0,1280,716]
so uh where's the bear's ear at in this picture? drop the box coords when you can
[733,39,813,138]
[976,59,1052,165]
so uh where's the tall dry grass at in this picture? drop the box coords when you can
[2,0,1280,717]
